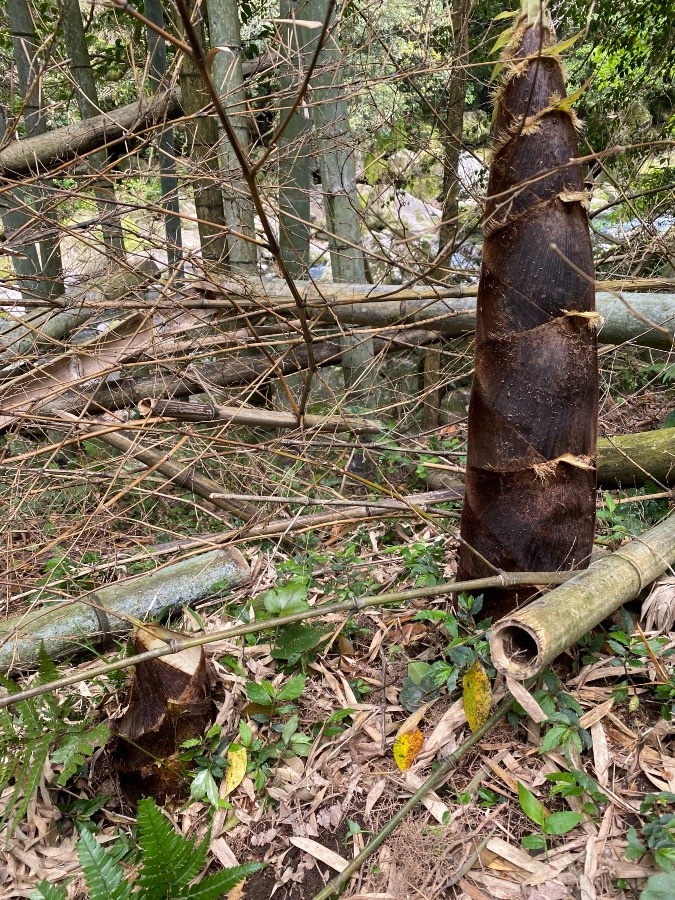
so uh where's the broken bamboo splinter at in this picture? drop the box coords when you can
[0,548,249,671]
[138,397,382,433]
[490,513,675,680]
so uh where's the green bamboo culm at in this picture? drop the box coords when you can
[456,0,598,616]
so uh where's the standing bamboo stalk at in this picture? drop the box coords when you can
[178,0,228,266]
[206,0,256,274]
[278,0,312,277]
[8,0,65,298]
[305,0,376,403]
[456,3,598,615]
[144,0,183,271]
[60,0,126,258]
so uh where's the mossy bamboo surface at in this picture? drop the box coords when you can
[598,428,675,487]
[490,512,675,680]
[456,8,598,613]
[0,548,249,671]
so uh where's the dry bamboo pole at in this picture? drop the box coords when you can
[40,329,434,418]
[139,397,383,433]
[0,260,158,362]
[598,428,675,487]
[0,91,182,177]
[0,548,249,670]
[199,280,675,350]
[55,412,258,521]
[490,512,675,681]
[0,571,576,705]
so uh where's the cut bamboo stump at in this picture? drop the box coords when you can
[490,513,675,680]
[112,624,215,803]
[0,548,249,671]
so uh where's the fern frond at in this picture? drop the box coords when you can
[136,798,205,897]
[0,732,51,837]
[30,880,68,900]
[179,863,265,900]
[76,828,133,900]
[52,722,111,786]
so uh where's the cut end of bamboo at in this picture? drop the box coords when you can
[490,619,542,681]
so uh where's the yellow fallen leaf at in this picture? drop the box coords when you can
[224,746,248,797]
[463,660,492,732]
[392,728,424,771]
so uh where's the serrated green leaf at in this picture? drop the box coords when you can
[271,623,325,661]
[245,681,275,706]
[539,725,569,753]
[543,811,582,835]
[277,674,306,702]
[518,782,547,828]
[655,846,675,873]
[641,872,675,900]
[76,828,132,900]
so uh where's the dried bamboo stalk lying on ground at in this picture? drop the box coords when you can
[0,260,158,362]
[20,329,435,420]
[490,512,675,680]
[139,397,382,433]
[56,411,257,521]
[0,548,249,671]
[199,279,675,349]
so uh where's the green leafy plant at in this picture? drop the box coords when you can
[545,769,608,818]
[626,792,675,873]
[32,796,263,900]
[518,782,582,852]
[0,648,110,837]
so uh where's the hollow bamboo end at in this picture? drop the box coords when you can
[490,619,542,681]
[138,398,156,416]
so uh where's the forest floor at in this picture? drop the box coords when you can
[1,358,675,900]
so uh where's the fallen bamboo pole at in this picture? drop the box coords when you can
[0,91,182,178]
[598,427,675,487]
[56,412,258,521]
[0,547,249,670]
[198,280,675,350]
[139,397,383,434]
[0,571,576,704]
[490,512,675,681]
